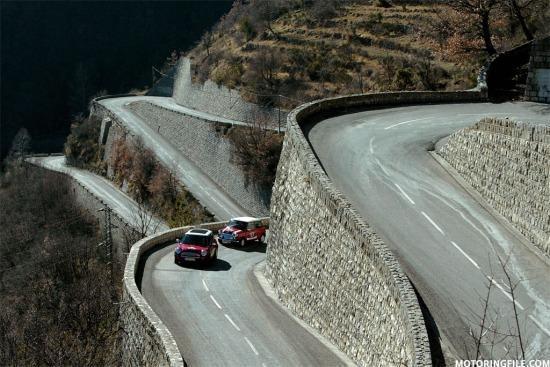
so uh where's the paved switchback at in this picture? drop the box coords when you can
[306,102,550,360]
[101,96,352,367]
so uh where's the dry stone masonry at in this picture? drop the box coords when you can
[172,58,287,126]
[125,101,271,216]
[440,118,550,258]
[269,131,423,366]
[266,91,485,367]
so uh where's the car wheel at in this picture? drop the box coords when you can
[259,234,266,244]
[240,238,245,247]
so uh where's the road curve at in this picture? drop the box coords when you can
[306,102,550,360]
[100,96,353,366]
[141,242,352,367]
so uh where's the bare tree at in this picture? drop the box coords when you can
[8,128,31,160]
[244,48,281,95]
[503,0,534,40]
[131,200,162,239]
[201,30,214,57]
[451,0,499,55]
[465,252,528,360]
[252,0,283,40]
[227,112,283,191]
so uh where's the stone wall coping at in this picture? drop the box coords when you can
[123,217,269,366]
[285,90,485,366]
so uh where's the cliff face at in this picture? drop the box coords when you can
[440,118,550,257]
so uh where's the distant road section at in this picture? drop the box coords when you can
[26,155,167,233]
[99,96,249,220]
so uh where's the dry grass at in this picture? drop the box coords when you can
[186,2,493,110]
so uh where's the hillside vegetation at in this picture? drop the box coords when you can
[64,117,213,228]
[182,0,548,110]
[0,163,120,366]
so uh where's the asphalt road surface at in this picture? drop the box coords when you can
[306,102,550,361]
[99,96,249,220]
[26,155,167,233]
[141,241,352,367]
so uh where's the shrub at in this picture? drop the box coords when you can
[64,115,105,172]
[239,17,256,41]
[393,67,415,90]
[110,136,212,226]
[309,0,337,22]
[376,0,393,8]
[227,118,284,192]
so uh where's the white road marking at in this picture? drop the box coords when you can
[369,137,375,154]
[210,295,222,309]
[486,276,524,311]
[450,241,480,269]
[375,158,390,175]
[529,315,550,337]
[202,279,209,292]
[224,314,241,331]
[394,183,415,205]
[262,363,267,367]
[244,336,259,355]
[457,113,512,116]
[384,117,433,130]
[421,211,445,235]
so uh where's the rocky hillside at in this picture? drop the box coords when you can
[180,0,548,110]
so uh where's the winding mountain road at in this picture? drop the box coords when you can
[98,97,353,367]
[306,101,550,360]
[97,95,549,364]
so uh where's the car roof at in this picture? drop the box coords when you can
[231,216,259,223]
[185,228,212,236]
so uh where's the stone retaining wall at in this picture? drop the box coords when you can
[121,218,268,367]
[267,90,483,367]
[125,101,271,216]
[440,118,550,257]
[172,58,287,126]
[525,37,550,103]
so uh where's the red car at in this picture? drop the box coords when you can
[218,217,266,247]
[174,228,218,265]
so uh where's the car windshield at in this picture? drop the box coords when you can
[228,220,247,230]
[181,234,209,246]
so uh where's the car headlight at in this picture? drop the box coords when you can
[201,249,208,256]
[175,247,182,254]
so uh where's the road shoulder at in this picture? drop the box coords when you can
[251,260,357,367]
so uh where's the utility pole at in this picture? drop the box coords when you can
[99,205,113,262]
[277,95,281,134]
[99,205,117,301]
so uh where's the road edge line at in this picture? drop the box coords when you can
[252,260,357,367]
